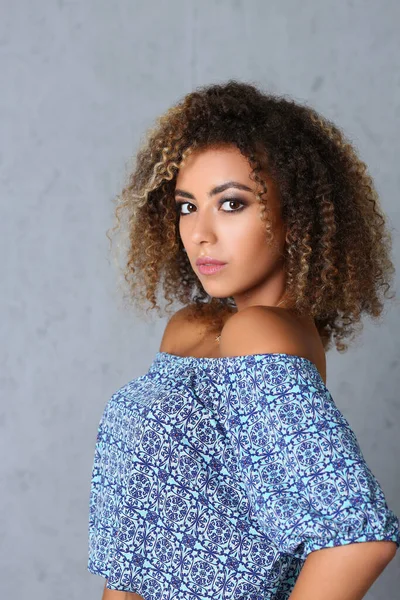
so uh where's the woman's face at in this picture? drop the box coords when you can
[174,144,289,312]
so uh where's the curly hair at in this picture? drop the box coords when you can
[108,79,396,354]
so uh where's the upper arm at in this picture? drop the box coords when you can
[219,305,310,359]
[102,584,143,599]
[102,584,131,599]
[289,540,396,600]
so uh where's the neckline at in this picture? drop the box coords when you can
[156,350,317,368]
[155,351,327,387]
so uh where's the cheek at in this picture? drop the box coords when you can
[228,219,268,256]
[239,237,268,263]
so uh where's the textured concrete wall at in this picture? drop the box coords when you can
[1,1,399,598]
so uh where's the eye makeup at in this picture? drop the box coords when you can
[175,197,248,216]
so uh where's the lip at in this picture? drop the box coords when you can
[195,256,227,275]
[197,263,227,275]
[195,256,227,266]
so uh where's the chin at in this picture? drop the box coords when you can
[202,287,233,300]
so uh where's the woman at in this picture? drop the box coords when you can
[87,80,400,600]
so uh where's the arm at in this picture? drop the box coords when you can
[102,585,127,599]
[102,582,145,599]
[288,540,396,600]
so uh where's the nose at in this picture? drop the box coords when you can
[189,206,217,246]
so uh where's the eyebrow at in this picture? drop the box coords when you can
[174,180,253,200]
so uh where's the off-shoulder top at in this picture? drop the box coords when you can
[87,351,400,600]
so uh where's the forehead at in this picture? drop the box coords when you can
[175,145,253,186]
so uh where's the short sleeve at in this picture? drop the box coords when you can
[87,396,135,590]
[215,354,400,561]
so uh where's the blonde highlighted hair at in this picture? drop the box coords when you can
[108,79,396,353]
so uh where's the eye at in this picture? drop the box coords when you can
[176,198,246,216]
[220,198,246,212]
[176,201,195,215]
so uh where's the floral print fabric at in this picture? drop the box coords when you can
[88,351,400,599]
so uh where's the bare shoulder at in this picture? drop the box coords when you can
[219,305,305,355]
[219,305,325,379]
[162,304,195,329]
[159,304,214,354]
[159,305,194,352]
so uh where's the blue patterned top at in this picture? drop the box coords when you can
[87,351,400,599]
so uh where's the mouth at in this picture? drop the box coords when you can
[197,263,227,275]
[194,255,227,275]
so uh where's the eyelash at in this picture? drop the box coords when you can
[176,198,247,216]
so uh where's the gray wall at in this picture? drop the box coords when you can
[1,1,399,598]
